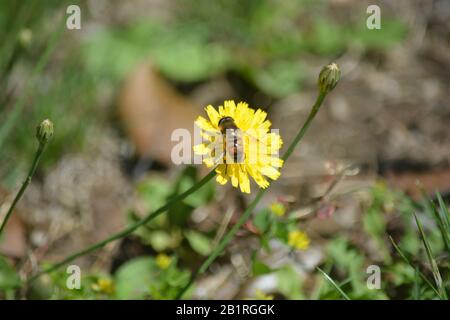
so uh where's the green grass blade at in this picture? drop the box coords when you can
[388,235,441,298]
[413,268,421,300]
[316,267,351,300]
[421,192,450,255]
[435,192,450,232]
[413,213,447,299]
[419,189,450,255]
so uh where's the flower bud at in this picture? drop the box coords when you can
[318,62,340,93]
[36,119,54,144]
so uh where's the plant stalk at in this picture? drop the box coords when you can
[0,143,46,237]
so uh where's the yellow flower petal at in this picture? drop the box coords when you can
[195,116,218,132]
[258,120,272,133]
[215,164,228,185]
[258,154,284,167]
[251,109,267,128]
[205,105,220,127]
[288,231,310,250]
[260,133,283,153]
[259,166,281,180]
[216,174,228,185]
[229,164,239,188]
[193,144,210,155]
[218,105,225,117]
[269,157,284,167]
[203,157,215,168]
[247,166,270,189]
[224,100,236,117]
[238,165,251,193]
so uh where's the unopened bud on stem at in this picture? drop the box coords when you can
[318,62,340,94]
[36,119,54,144]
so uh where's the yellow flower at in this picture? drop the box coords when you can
[156,253,172,270]
[193,100,283,193]
[288,230,310,250]
[270,202,286,217]
[254,289,274,300]
[92,278,114,294]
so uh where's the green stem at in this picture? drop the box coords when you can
[0,143,46,237]
[176,90,329,299]
[27,169,217,283]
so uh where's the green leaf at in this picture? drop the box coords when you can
[363,207,391,262]
[84,21,230,83]
[137,176,172,211]
[167,166,214,227]
[253,209,272,234]
[150,26,230,82]
[250,60,304,97]
[351,19,407,50]
[273,220,289,243]
[327,238,365,295]
[183,178,215,208]
[307,19,346,55]
[252,259,273,276]
[0,256,20,291]
[167,167,197,227]
[387,262,415,287]
[276,265,303,299]
[146,230,175,251]
[114,257,157,299]
[260,235,271,253]
[185,230,212,256]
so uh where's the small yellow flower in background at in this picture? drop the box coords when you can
[270,202,286,217]
[193,100,284,194]
[92,278,114,294]
[288,230,310,250]
[254,289,274,300]
[156,253,172,270]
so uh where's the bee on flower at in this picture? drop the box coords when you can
[193,100,284,194]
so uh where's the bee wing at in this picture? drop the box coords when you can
[208,138,226,165]
[213,150,226,165]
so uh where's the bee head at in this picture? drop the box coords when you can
[218,116,235,131]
